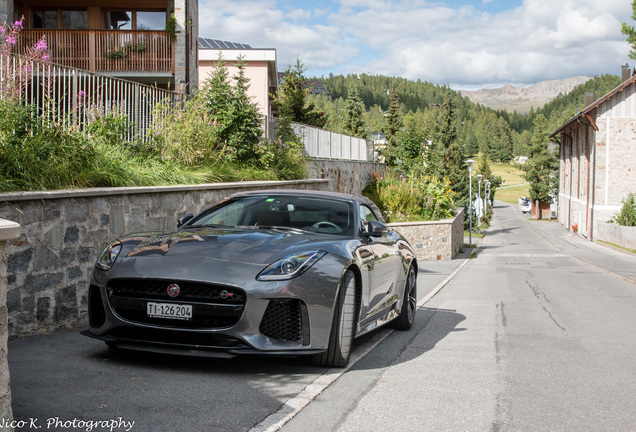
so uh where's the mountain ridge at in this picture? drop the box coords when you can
[458,76,592,113]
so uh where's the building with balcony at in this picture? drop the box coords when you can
[2,0,198,94]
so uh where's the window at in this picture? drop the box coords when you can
[104,10,166,30]
[137,12,166,30]
[104,11,132,30]
[33,9,87,29]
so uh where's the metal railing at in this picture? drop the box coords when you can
[0,52,180,142]
[266,119,375,162]
[16,29,174,74]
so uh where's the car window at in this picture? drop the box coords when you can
[189,195,354,236]
[360,205,378,223]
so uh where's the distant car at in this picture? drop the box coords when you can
[521,199,532,214]
[82,189,418,368]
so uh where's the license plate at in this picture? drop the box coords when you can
[147,302,192,320]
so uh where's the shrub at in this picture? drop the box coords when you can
[611,193,636,227]
[364,170,456,222]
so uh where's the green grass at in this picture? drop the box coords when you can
[471,156,530,204]
[496,184,531,204]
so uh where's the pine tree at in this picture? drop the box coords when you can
[438,94,468,203]
[343,86,366,138]
[272,59,327,128]
[228,56,264,163]
[382,86,402,165]
[523,114,559,202]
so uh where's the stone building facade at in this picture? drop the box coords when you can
[551,72,636,239]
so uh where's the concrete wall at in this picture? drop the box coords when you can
[388,208,464,261]
[0,218,19,429]
[596,222,636,250]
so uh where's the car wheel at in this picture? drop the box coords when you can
[392,265,417,330]
[313,270,356,368]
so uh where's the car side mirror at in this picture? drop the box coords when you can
[364,220,389,237]
[177,213,194,228]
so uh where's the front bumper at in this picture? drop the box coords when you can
[83,254,348,357]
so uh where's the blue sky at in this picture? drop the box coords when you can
[199,0,633,89]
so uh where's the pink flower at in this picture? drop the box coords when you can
[42,54,50,61]
[35,39,47,52]
[6,36,16,46]
[14,21,23,29]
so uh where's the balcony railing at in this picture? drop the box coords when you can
[16,29,174,75]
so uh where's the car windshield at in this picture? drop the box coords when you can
[188,195,355,236]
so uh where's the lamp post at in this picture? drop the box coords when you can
[485,180,491,207]
[476,174,483,226]
[465,159,475,247]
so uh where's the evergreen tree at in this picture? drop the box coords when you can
[399,113,425,163]
[272,59,327,128]
[523,114,559,202]
[343,86,367,138]
[200,52,233,146]
[228,56,264,163]
[382,86,402,165]
[437,94,468,204]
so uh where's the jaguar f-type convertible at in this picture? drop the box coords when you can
[82,189,418,367]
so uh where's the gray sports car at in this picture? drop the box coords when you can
[82,189,418,367]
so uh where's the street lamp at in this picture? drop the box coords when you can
[476,174,484,225]
[485,180,491,207]
[465,159,475,247]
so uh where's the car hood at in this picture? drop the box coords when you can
[117,227,346,266]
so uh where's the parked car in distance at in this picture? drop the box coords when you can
[521,198,532,214]
[82,189,418,368]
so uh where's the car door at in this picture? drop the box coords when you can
[356,204,402,330]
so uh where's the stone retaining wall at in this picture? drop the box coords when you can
[0,218,19,428]
[388,208,464,261]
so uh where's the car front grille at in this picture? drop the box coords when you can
[107,278,246,329]
[259,299,310,344]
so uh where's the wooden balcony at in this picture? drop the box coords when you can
[17,29,174,75]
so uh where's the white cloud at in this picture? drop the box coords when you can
[199,0,635,87]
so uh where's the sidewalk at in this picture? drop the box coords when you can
[527,219,636,284]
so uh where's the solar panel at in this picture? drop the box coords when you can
[198,38,252,50]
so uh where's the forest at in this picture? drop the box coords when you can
[307,72,622,162]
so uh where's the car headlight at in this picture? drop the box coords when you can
[96,241,122,270]
[257,250,327,281]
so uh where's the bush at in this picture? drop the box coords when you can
[611,193,636,227]
[364,169,456,222]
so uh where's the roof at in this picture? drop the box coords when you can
[198,38,252,50]
[550,74,636,139]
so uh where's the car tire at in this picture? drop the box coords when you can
[391,265,417,330]
[313,270,356,368]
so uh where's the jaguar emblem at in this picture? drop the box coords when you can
[167,284,181,297]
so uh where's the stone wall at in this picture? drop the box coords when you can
[308,159,385,196]
[388,208,464,261]
[0,218,19,429]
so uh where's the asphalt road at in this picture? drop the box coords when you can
[8,270,442,432]
[282,201,636,431]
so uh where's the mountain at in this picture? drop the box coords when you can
[459,76,592,113]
